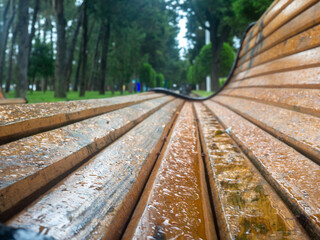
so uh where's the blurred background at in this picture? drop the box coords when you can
[0,0,272,102]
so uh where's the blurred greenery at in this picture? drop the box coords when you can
[192,90,214,97]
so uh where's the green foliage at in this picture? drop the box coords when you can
[156,73,165,87]
[220,42,235,77]
[192,90,214,97]
[28,39,54,79]
[187,42,235,84]
[232,0,273,24]
[187,65,196,85]
[139,63,155,88]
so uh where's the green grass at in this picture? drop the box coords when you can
[5,90,136,103]
[192,90,214,97]
[192,78,228,97]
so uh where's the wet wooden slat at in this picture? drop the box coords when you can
[240,0,293,55]
[194,102,309,240]
[123,102,216,240]
[0,93,163,144]
[213,96,320,164]
[0,96,174,220]
[0,98,27,105]
[236,23,320,75]
[228,66,320,89]
[221,88,320,118]
[204,101,320,239]
[7,99,183,240]
[0,88,5,99]
[239,0,320,62]
[235,46,320,81]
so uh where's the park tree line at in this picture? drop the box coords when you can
[0,0,185,98]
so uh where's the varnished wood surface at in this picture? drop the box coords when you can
[204,101,320,239]
[7,99,183,240]
[239,0,319,61]
[221,88,320,118]
[195,102,309,240]
[241,0,292,52]
[213,96,320,164]
[228,66,320,89]
[236,23,320,75]
[235,46,320,81]
[123,102,216,240]
[0,96,173,221]
[0,93,163,144]
[0,98,27,105]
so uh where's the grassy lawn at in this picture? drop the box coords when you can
[192,90,214,97]
[192,78,227,97]
[5,90,136,103]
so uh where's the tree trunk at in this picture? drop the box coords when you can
[88,24,102,91]
[111,78,115,95]
[99,20,110,95]
[73,44,82,92]
[210,21,230,92]
[16,0,29,98]
[65,9,83,91]
[79,0,88,97]
[5,24,18,93]
[42,78,48,92]
[0,0,16,88]
[120,79,124,94]
[53,0,67,98]
[28,0,40,59]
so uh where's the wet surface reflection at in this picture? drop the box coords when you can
[204,100,319,238]
[195,103,309,239]
[131,103,211,239]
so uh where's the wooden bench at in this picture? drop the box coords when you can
[0,1,319,239]
[0,87,27,105]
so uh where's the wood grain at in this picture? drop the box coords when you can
[0,93,163,144]
[204,100,320,239]
[0,96,174,221]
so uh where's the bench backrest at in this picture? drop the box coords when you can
[218,0,320,118]
[213,0,320,163]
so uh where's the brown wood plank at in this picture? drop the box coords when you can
[194,102,309,240]
[0,98,27,105]
[239,0,319,62]
[228,66,320,89]
[213,96,320,164]
[123,102,216,240]
[236,23,320,75]
[221,88,320,118]
[0,88,5,99]
[204,100,320,239]
[240,0,293,55]
[234,46,320,81]
[0,96,174,220]
[0,93,163,144]
[7,99,183,240]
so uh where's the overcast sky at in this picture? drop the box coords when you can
[177,11,188,58]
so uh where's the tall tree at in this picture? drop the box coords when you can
[0,0,15,89]
[16,0,29,98]
[28,0,40,60]
[53,0,67,97]
[5,23,17,93]
[99,19,110,95]
[79,0,87,97]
